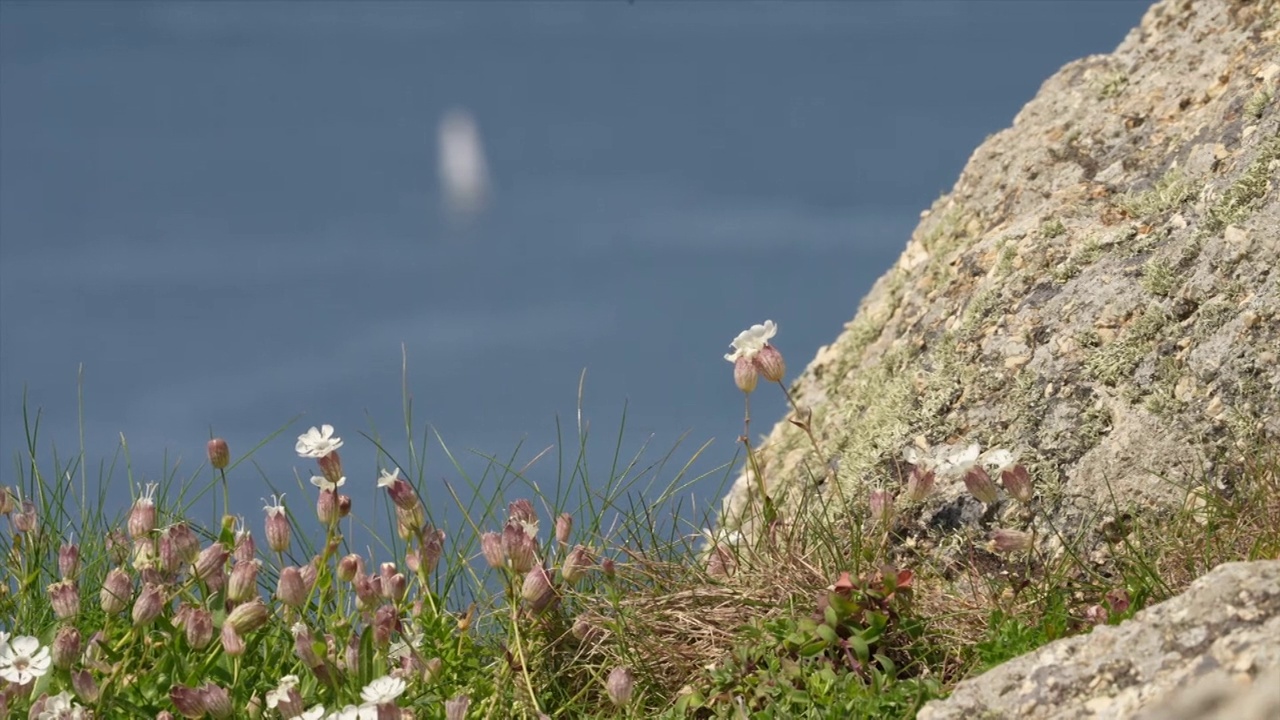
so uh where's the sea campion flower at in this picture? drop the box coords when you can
[265,675,304,718]
[264,494,292,553]
[202,683,232,719]
[228,559,260,602]
[100,568,133,615]
[981,448,1034,504]
[555,512,573,546]
[226,598,270,634]
[502,522,537,574]
[561,545,593,584]
[48,579,80,620]
[943,443,999,505]
[724,320,783,391]
[0,635,52,684]
[181,605,215,649]
[50,627,80,670]
[338,554,363,582]
[480,532,505,569]
[316,489,339,525]
[32,691,87,720]
[377,468,420,512]
[902,445,944,502]
[605,666,636,707]
[194,542,230,582]
[360,675,406,705]
[310,474,346,493]
[990,528,1033,554]
[869,489,894,526]
[521,565,557,613]
[220,624,245,657]
[14,499,37,533]
[507,499,539,538]
[128,483,159,538]
[444,695,470,720]
[71,669,99,703]
[131,584,166,628]
[58,539,81,580]
[207,438,230,470]
[277,566,309,608]
[296,424,343,458]
[170,684,207,719]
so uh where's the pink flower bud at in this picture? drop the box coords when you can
[444,695,470,720]
[571,615,600,642]
[317,450,345,486]
[228,560,260,603]
[132,583,166,628]
[555,513,573,547]
[869,489,894,526]
[905,466,937,502]
[207,438,230,470]
[560,545,593,584]
[1001,464,1034,504]
[168,523,202,567]
[480,531,505,569]
[383,474,420,512]
[263,495,291,554]
[338,494,352,518]
[601,557,616,577]
[202,683,232,719]
[49,579,80,620]
[220,623,245,656]
[521,565,557,614]
[226,598,270,634]
[502,523,537,574]
[52,626,81,670]
[396,503,425,536]
[316,489,339,525]
[754,344,786,383]
[0,486,14,515]
[990,529,1033,554]
[100,568,133,615]
[733,355,759,393]
[508,499,537,529]
[277,566,309,608]
[386,573,408,603]
[420,527,445,575]
[128,484,159,539]
[184,605,215,649]
[373,604,400,648]
[233,525,256,564]
[354,574,381,610]
[338,554,363,582]
[605,666,635,707]
[59,540,81,580]
[292,624,323,668]
[170,684,208,719]
[962,466,1000,505]
[194,542,230,582]
[72,669,99,703]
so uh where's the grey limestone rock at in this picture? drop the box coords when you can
[916,559,1280,720]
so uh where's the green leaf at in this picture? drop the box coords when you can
[815,623,839,646]
[359,627,376,687]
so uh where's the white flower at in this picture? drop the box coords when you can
[979,448,1019,472]
[694,528,744,553]
[325,705,377,720]
[377,468,401,488]
[265,675,300,709]
[360,675,407,704]
[310,474,347,492]
[296,705,326,720]
[36,691,86,720]
[0,631,9,654]
[723,320,777,363]
[263,493,288,518]
[0,634,52,684]
[296,424,343,458]
[938,443,981,477]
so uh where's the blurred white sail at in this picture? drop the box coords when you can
[437,108,490,220]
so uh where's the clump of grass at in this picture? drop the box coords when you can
[1039,218,1066,239]
[1203,135,1280,234]
[1116,168,1195,219]
[1139,257,1180,297]
[1243,88,1272,120]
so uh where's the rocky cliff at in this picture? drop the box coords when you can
[719,0,1279,554]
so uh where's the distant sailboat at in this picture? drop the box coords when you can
[437,108,490,221]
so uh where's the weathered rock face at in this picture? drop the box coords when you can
[916,559,1280,720]
[718,0,1279,547]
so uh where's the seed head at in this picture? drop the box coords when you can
[605,666,635,707]
[207,438,230,470]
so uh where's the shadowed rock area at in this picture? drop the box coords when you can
[720,0,1278,558]
[917,559,1280,720]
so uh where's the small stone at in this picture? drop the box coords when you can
[1175,375,1197,402]
[1044,383,1057,398]
[1223,225,1249,245]
[1005,355,1031,370]
[1240,310,1259,329]
[1206,395,1225,418]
